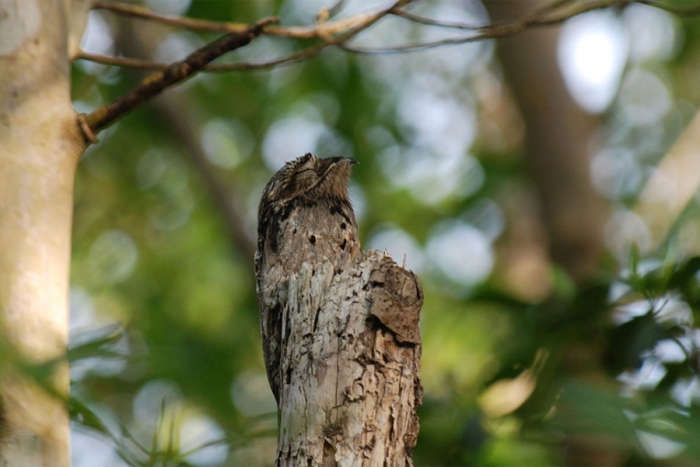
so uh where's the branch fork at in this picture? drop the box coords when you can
[78,17,278,143]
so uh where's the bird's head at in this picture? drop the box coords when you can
[264,153,358,204]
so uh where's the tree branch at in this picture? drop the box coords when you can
[76,51,165,70]
[91,1,250,34]
[79,0,409,73]
[342,0,618,54]
[91,0,396,39]
[392,0,576,31]
[79,0,700,69]
[75,0,700,142]
[76,38,338,73]
[79,17,277,142]
[111,16,260,266]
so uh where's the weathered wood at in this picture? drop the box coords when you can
[271,250,422,467]
[256,154,422,466]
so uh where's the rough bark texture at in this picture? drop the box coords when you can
[0,1,84,465]
[273,251,422,467]
[255,155,423,466]
[257,155,362,407]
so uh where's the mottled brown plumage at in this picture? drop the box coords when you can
[255,153,360,404]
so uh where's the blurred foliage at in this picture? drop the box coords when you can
[67,0,700,466]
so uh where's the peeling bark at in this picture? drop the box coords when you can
[274,251,422,467]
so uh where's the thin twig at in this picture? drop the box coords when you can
[342,0,623,54]
[91,1,248,33]
[79,0,409,73]
[92,1,248,32]
[211,41,337,72]
[92,0,395,39]
[391,9,487,31]
[78,38,336,73]
[76,51,165,70]
[367,0,700,54]
[79,0,700,68]
[79,17,278,142]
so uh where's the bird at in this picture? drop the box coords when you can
[255,153,360,404]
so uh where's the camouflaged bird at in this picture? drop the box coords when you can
[255,153,360,404]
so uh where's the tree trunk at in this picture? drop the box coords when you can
[483,2,619,466]
[484,0,606,283]
[0,1,84,465]
[275,251,422,467]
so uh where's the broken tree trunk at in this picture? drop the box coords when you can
[275,250,423,467]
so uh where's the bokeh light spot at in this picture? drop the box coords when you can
[88,230,139,285]
[558,11,627,113]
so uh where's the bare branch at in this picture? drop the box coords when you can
[344,0,619,54]
[78,0,408,73]
[391,9,486,31]
[392,0,575,30]
[76,39,337,73]
[92,0,399,40]
[76,51,165,70]
[79,17,278,142]
[211,41,336,71]
[372,0,700,54]
[78,0,700,69]
[111,17,259,265]
[92,1,249,33]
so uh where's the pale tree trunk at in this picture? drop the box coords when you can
[276,251,422,467]
[0,1,86,465]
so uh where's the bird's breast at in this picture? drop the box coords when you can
[262,200,359,275]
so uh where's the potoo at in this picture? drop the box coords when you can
[255,153,360,404]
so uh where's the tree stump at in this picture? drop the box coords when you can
[271,250,423,467]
